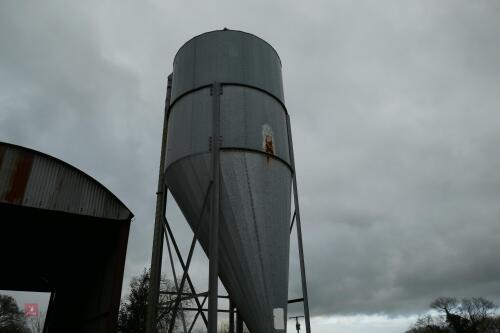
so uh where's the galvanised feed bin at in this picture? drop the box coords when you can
[165,30,291,332]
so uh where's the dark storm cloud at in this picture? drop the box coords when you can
[2,0,500,321]
[0,0,162,285]
[284,0,500,316]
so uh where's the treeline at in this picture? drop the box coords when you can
[118,268,191,333]
[0,294,30,333]
[407,297,500,333]
[119,268,249,333]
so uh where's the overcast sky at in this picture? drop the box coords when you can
[2,1,500,332]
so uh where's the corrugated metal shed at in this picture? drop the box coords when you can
[0,142,132,220]
[0,141,132,333]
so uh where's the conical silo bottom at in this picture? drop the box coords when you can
[165,151,291,333]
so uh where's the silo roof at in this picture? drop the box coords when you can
[173,29,282,66]
[0,142,132,221]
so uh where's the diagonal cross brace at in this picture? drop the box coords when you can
[166,181,212,332]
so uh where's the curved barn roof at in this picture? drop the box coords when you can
[0,142,132,221]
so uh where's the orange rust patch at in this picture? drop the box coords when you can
[264,135,275,155]
[5,153,34,204]
[264,135,275,164]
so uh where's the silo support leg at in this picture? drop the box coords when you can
[236,312,243,333]
[286,113,312,333]
[208,81,222,333]
[290,210,297,233]
[229,300,235,333]
[146,74,172,333]
[293,180,312,333]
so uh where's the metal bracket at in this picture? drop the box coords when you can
[208,136,223,151]
[210,84,223,96]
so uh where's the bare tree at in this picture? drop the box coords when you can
[460,298,497,333]
[460,297,496,322]
[407,314,449,333]
[0,295,30,333]
[118,268,192,333]
[26,313,44,333]
[431,297,459,314]
[408,297,500,333]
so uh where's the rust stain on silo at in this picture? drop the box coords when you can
[262,124,275,164]
[264,135,274,155]
[264,134,275,164]
[5,153,34,204]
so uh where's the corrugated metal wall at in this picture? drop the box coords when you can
[0,142,131,220]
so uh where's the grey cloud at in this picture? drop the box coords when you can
[2,0,500,322]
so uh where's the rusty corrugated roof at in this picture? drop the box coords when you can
[0,142,132,221]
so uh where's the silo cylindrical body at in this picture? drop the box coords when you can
[165,30,291,333]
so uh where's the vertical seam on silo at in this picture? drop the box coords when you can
[188,89,193,158]
[242,152,269,325]
[193,38,197,92]
[188,153,205,228]
[243,87,248,148]
[226,154,258,328]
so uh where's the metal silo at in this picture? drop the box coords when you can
[146,29,311,333]
[167,30,290,333]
